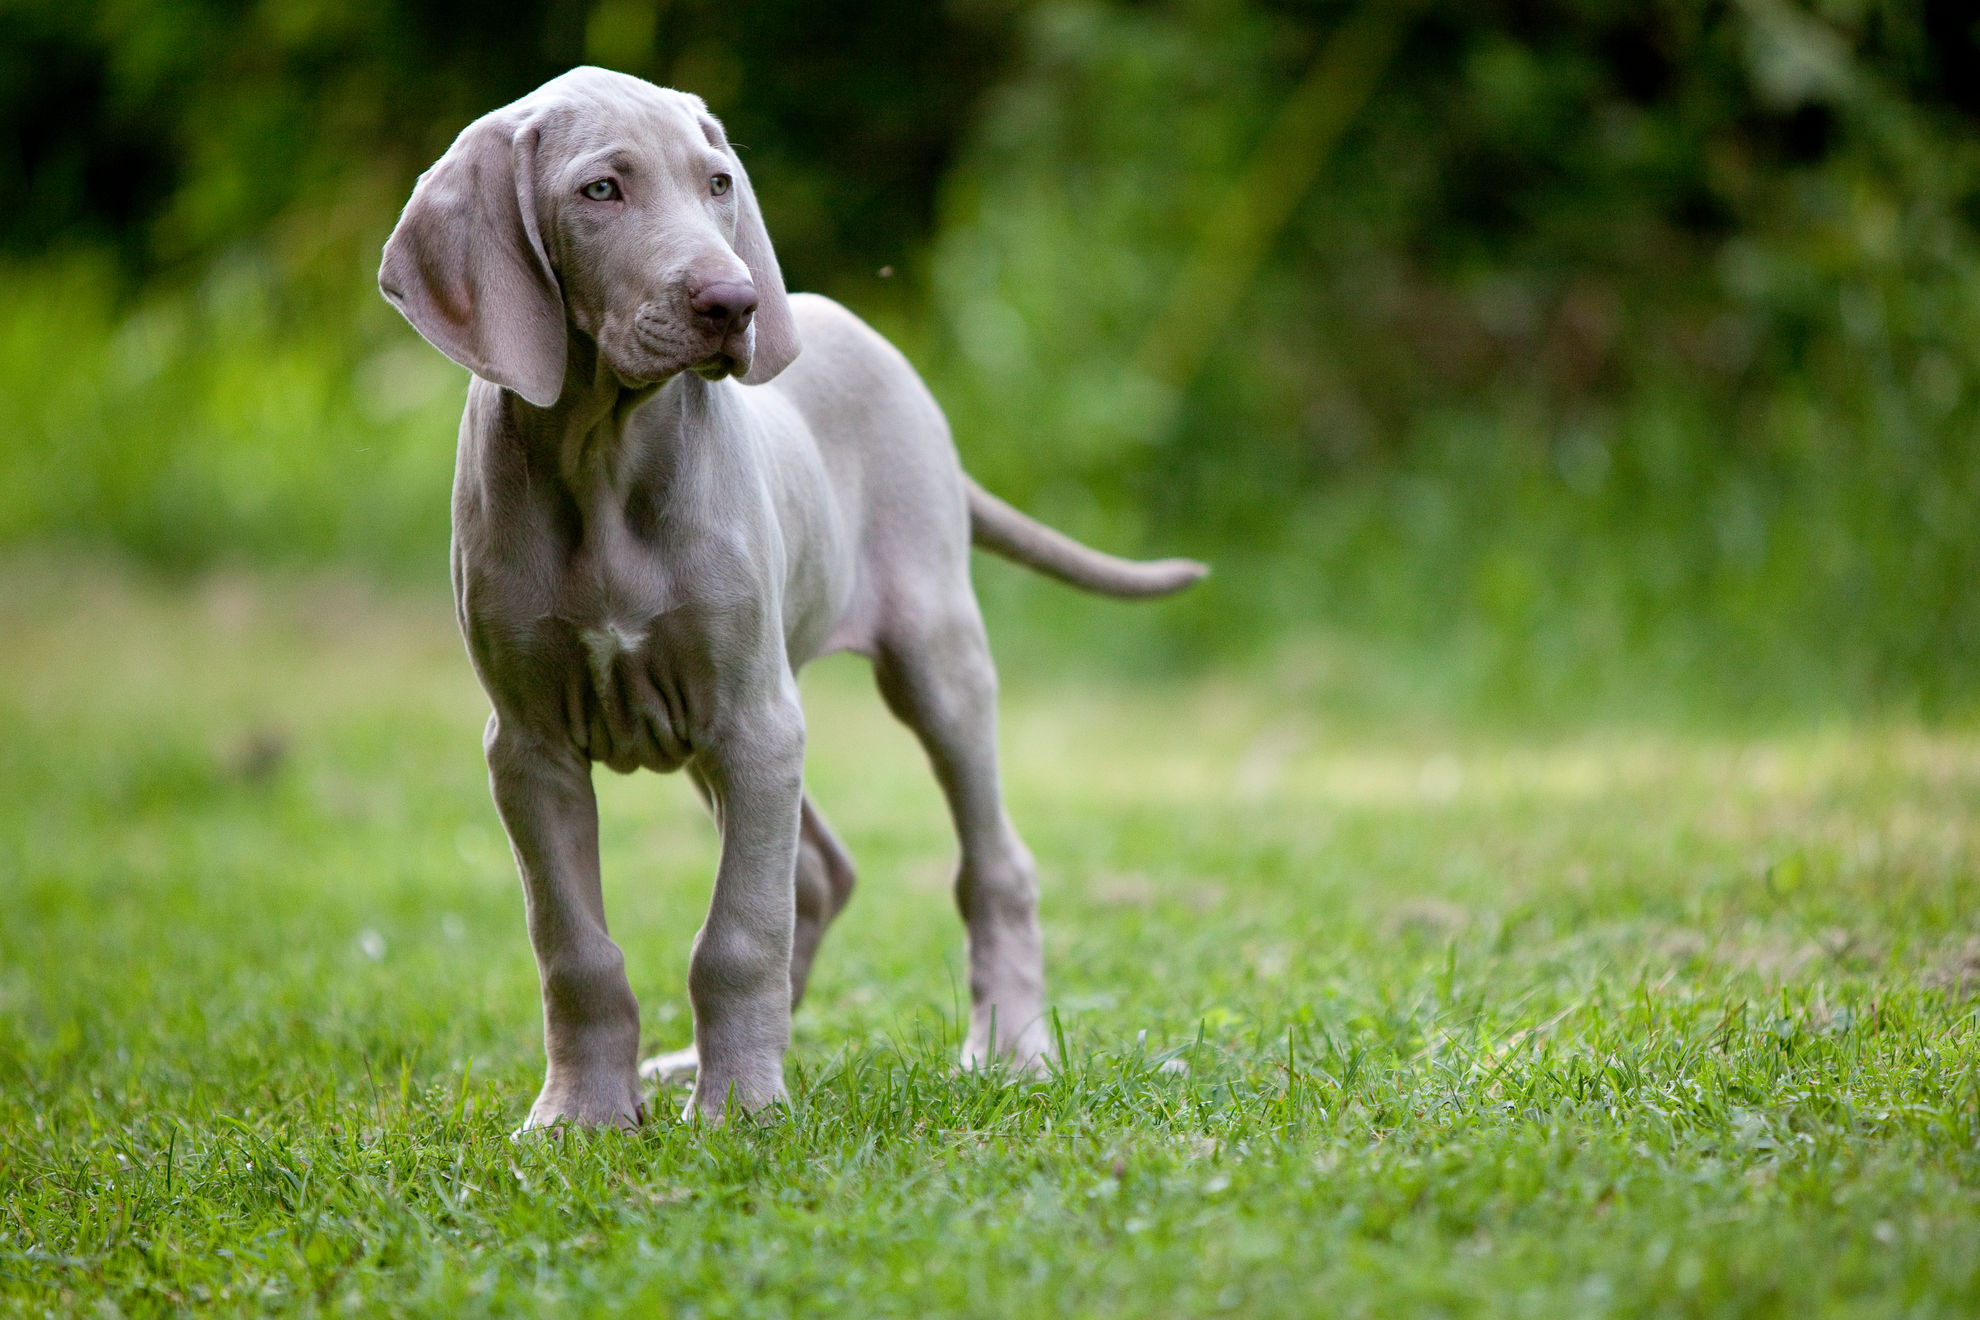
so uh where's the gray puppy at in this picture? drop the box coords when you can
[380,67,1203,1129]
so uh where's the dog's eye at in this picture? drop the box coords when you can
[581,179,621,201]
[709,173,732,197]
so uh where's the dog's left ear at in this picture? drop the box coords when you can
[702,117,799,384]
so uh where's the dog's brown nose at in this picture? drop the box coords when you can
[691,280,758,336]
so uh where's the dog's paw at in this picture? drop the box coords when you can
[682,1076,787,1124]
[960,1019,1054,1078]
[681,1048,789,1123]
[514,1075,646,1137]
[638,1044,699,1085]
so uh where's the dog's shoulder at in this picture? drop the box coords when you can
[781,292,919,383]
[787,291,870,344]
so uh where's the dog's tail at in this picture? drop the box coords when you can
[966,478,1208,600]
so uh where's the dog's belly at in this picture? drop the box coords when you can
[566,620,692,775]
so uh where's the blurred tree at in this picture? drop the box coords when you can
[927,0,1980,708]
[1,0,1977,714]
[0,0,1016,291]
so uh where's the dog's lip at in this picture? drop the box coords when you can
[630,322,686,360]
[626,322,743,381]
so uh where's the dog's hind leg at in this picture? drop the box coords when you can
[874,606,1049,1073]
[791,794,856,1007]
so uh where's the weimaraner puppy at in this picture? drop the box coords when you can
[379,66,1204,1129]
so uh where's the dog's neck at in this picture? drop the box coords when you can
[502,331,713,493]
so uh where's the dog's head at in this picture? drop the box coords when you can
[379,67,799,407]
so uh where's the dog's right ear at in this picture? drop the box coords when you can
[380,113,568,408]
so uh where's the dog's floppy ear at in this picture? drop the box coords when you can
[379,112,567,408]
[705,125,799,385]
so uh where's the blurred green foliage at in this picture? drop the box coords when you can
[0,0,1007,568]
[2,0,1978,717]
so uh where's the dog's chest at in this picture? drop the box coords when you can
[556,599,690,774]
[548,501,695,774]
[578,618,645,689]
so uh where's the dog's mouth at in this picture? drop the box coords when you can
[623,322,746,385]
[690,351,741,380]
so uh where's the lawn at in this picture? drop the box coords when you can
[2,556,1978,1317]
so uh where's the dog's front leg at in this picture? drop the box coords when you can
[486,715,645,1132]
[685,698,806,1121]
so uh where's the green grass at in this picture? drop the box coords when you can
[3,556,1979,1317]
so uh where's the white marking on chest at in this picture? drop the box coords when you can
[580,621,645,688]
